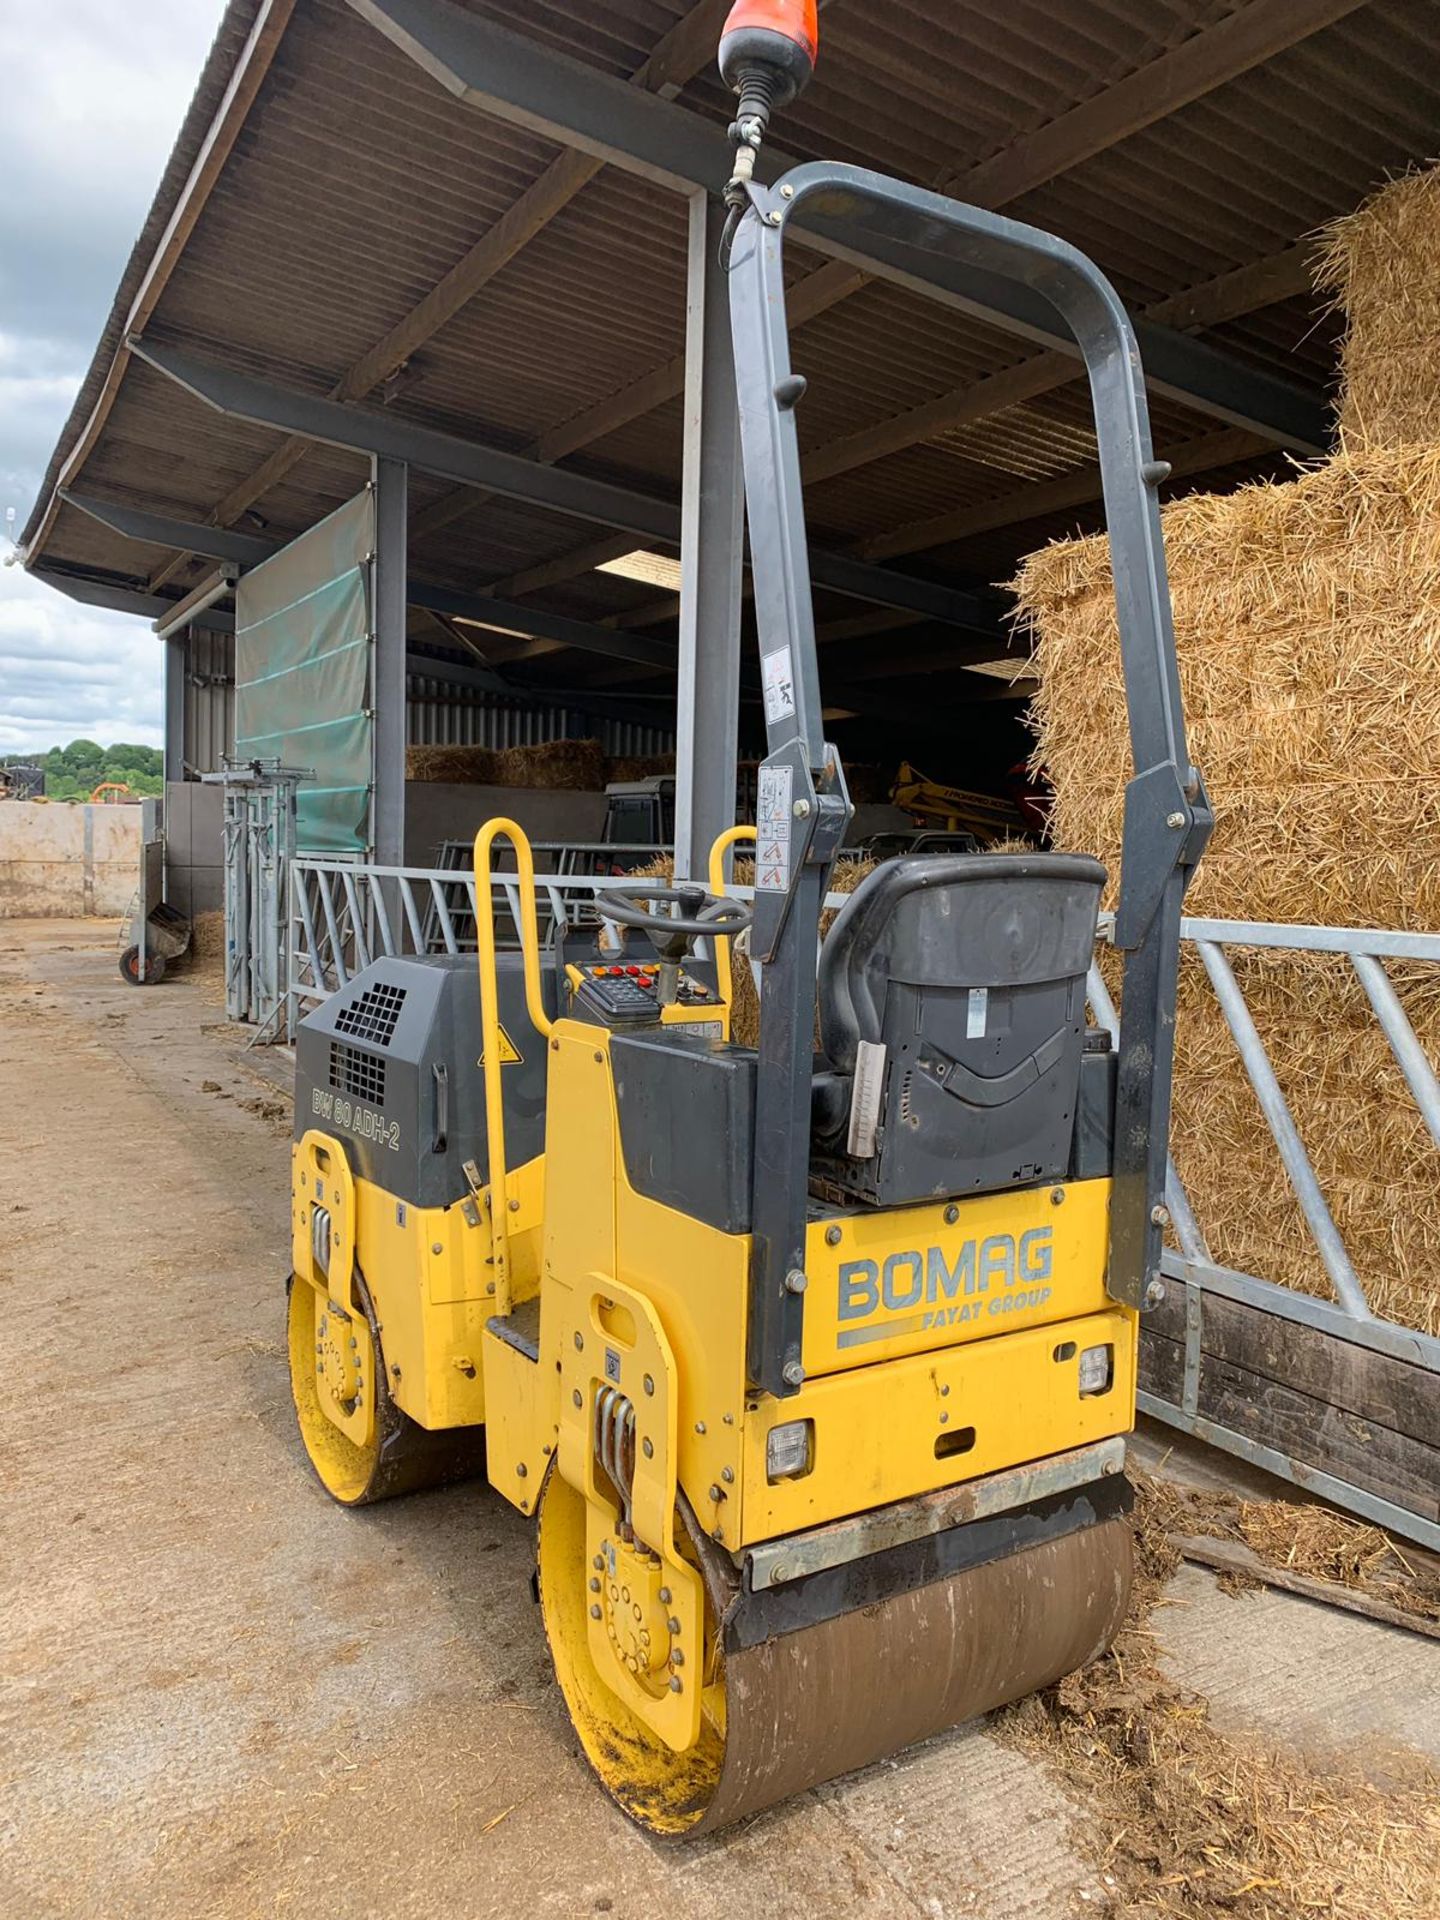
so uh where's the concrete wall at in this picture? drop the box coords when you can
[164,780,225,919]
[404,783,608,866]
[0,802,141,917]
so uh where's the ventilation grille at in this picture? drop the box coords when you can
[330,1041,386,1107]
[334,980,407,1047]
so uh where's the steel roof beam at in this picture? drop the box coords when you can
[348,0,1331,453]
[32,566,235,631]
[127,339,1006,639]
[55,489,685,671]
[139,0,732,590]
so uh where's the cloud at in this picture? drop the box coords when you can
[0,561,163,751]
[0,0,227,749]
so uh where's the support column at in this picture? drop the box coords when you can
[673,192,744,881]
[371,456,409,867]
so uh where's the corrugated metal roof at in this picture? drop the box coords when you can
[25,0,1440,710]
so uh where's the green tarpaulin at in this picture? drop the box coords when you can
[234,490,373,853]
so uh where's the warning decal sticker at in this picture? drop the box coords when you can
[479,1024,524,1066]
[756,763,794,892]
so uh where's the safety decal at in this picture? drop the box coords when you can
[479,1024,524,1066]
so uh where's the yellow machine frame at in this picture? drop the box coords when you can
[291,820,1136,1753]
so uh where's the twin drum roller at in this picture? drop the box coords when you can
[286,0,1210,1833]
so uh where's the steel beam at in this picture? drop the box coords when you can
[411,583,679,671]
[31,565,233,630]
[50,490,703,672]
[62,490,277,565]
[673,195,744,881]
[347,0,1330,453]
[130,338,1006,637]
[371,458,408,866]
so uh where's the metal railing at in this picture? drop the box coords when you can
[1129,915,1440,1551]
[290,858,669,1012]
[288,855,852,1015]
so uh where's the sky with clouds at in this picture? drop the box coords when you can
[0,0,228,755]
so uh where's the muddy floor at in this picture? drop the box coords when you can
[2,918,1437,1920]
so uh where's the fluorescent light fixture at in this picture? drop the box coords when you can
[596,549,683,591]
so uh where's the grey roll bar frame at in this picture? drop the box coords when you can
[727,162,1212,1399]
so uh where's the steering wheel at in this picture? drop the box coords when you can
[594,884,752,941]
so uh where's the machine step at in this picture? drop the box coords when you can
[486,1295,541,1363]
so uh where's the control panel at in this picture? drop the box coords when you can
[572,962,717,1028]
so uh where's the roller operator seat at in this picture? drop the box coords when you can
[812,852,1107,1206]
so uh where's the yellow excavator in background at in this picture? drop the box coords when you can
[284,0,1210,1836]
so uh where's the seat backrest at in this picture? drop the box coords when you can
[817,852,1105,1203]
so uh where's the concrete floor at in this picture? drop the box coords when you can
[2,917,1437,1920]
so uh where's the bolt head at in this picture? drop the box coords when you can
[780,182,795,198]
[944,1204,959,1225]
[1050,1187,1066,1206]
[658,1586,671,1604]
[667,1615,681,1634]
[1151,1204,1171,1227]
[572,1389,583,1409]
[766,209,782,226]
[431,1243,443,1255]
[643,1373,655,1396]
[825,1225,841,1246]
[1166,811,1186,829]
[792,797,810,818]
[769,1562,788,1585]
[1144,1277,1167,1310]
[642,1436,654,1459]
[782,1360,805,1388]
[590,1604,602,1620]
[784,1268,808,1295]
[694,1421,707,1435]
[573,1330,584,1351]
[516,1462,527,1479]
[669,1675,684,1692]
[589,1577,600,1593]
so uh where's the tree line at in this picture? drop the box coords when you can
[2,740,163,801]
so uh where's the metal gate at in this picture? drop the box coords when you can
[1123,916,1440,1552]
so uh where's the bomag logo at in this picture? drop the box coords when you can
[834,1229,1053,1350]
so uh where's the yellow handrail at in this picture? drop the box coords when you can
[474,818,552,1316]
[707,824,757,1020]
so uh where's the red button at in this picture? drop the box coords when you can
[626,965,641,976]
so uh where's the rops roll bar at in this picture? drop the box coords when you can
[726,162,1212,1397]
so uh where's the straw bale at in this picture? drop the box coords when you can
[189,908,227,965]
[1315,165,1440,451]
[604,753,675,783]
[405,745,501,785]
[493,739,605,791]
[1014,443,1440,1333]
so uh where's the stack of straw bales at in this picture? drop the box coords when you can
[406,739,605,789]
[1013,169,1440,1337]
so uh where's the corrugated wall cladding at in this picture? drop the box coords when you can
[185,630,237,774]
[405,678,674,757]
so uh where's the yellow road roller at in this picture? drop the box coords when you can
[285,0,1211,1836]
